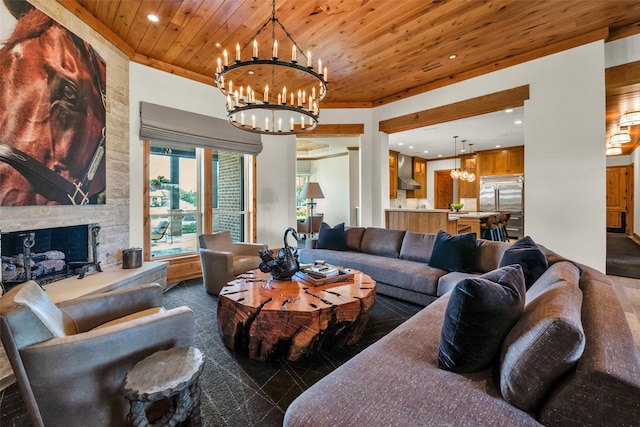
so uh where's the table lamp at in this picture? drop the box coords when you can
[300,182,325,238]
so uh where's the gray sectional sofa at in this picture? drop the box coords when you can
[287,227,640,426]
[298,227,510,305]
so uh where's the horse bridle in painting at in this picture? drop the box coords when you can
[0,44,106,205]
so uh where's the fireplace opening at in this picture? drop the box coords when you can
[1,224,101,291]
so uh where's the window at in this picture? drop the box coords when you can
[296,175,308,218]
[147,143,251,259]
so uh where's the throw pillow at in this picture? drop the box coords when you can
[499,262,584,412]
[499,236,548,289]
[438,264,526,372]
[428,230,477,273]
[316,222,347,251]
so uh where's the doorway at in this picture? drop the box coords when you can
[434,170,454,209]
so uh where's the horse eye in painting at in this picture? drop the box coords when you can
[63,84,77,102]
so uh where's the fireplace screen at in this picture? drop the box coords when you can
[1,224,100,290]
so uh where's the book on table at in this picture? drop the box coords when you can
[303,265,340,279]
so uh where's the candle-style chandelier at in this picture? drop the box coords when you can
[215,0,328,135]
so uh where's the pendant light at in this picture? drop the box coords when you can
[450,136,460,179]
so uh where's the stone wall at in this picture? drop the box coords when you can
[214,152,244,241]
[0,0,130,270]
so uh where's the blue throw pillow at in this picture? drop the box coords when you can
[499,236,548,289]
[316,222,347,251]
[428,230,477,272]
[438,264,526,372]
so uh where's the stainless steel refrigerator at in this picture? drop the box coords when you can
[479,174,524,239]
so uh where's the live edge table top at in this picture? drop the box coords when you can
[217,268,376,362]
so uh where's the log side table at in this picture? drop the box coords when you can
[122,347,205,427]
[217,268,376,361]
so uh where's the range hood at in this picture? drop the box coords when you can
[397,154,421,190]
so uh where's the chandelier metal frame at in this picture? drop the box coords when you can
[215,0,328,135]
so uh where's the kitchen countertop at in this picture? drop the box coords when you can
[385,208,451,213]
[449,211,500,219]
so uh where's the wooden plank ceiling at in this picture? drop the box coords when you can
[60,0,640,154]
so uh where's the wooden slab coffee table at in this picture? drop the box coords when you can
[217,268,376,361]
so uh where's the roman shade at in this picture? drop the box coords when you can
[140,101,263,155]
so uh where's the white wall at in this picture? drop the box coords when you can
[311,155,350,227]
[256,135,298,248]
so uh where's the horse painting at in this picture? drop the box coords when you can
[0,0,106,206]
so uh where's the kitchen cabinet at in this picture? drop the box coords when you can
[407,157,426,198]
[478,146,524,175]
[458,154,477,200]
[389,150,398,199]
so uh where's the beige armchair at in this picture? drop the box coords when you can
[296,213,324,238]
[0,281,195,427]
[198,231,268,295]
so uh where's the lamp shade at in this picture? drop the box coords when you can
[300,182,325,199]
[609,132,631,145]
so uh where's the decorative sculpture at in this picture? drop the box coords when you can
[258,227,299,280]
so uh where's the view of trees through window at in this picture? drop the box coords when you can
[149,143,247,258]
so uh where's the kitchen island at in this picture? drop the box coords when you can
[385,209,458,234]
[385,209,499,237]
[449,211,500,238]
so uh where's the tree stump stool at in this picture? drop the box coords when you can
[217,268,376,361]
[122,347,205,427]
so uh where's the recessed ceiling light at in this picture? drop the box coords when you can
[409,146,414,149]
[438,154,442,157]
[215,42,222,48]
[514,120,522,125]
[147,14,159,22]
[398,142,403,146]
[423,150,428,153]
[505,109,513,113]
[449,54,457,60]
[496,145,501,148]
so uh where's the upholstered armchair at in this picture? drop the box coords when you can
[296,213,324,238]
[0,281,195,427]
[198,231,268,295]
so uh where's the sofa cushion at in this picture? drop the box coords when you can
[438,264,526,372]
[429,230,477,273]
[499,236,548,289]
[399,232,437,263]
[360,228,405,258]
[199,231,234,253]
[475,239,510,273]
[437,272,480,297]
[500,261,584,412]
[345,227,366,252]
[316,222,347,250]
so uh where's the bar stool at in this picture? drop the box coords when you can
[480,215,500,241]
[499,212,511,242]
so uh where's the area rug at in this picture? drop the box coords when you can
[607,233,640,279]
[0,279,422,427]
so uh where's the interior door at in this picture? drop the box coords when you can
[606,165,633,235]
[435,170,454,209]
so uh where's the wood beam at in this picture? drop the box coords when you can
[379,85,530,134]
[606,60,640,90]
[294,124,364,136]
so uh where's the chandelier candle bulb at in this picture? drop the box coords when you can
[265,117,269,131]
[292,46,297,62]
[252,115,256,128]
[312,86,316,99]
[228,80,233,95]
[298,90,302,106]
[273,40,278,58]
[216,58,222,73]
[324,66,328,80]
[278,94,282,104]
[226,95,232,110]
[318,59,322,74]
[264,85,269,103]
[232,113,236,122]
[308,95,312,111]
[301,115,305,129]
[253,40,258,58]
[219,75,224,89]
[307,50,312,67]
[236,43,241,62]
[290,117,294,131]
[278,118,282,131]
[223,49,228,66]
[282,86,287,102]
[234,90,239,106]
[239,86,244,101]
[241,112,245,126]
[290,92,294,105]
